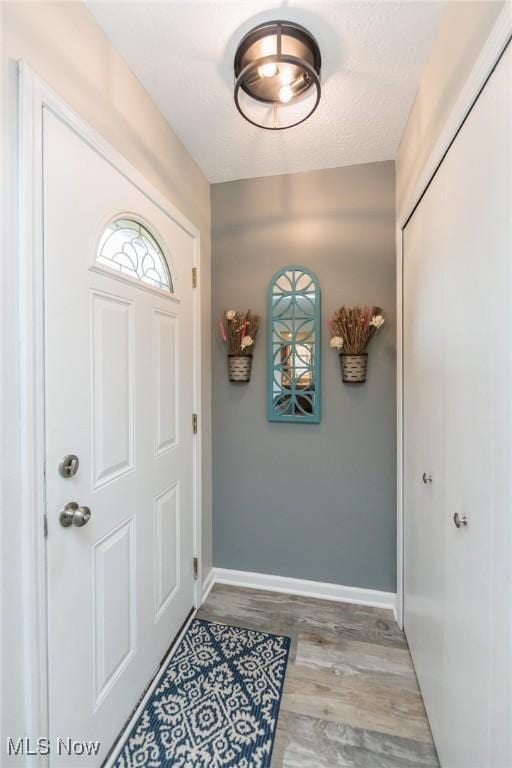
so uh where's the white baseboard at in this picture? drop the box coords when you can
[208,567,397,617]
[201,567,215,603]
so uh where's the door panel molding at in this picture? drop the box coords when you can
[153,309,179,457]
[91,291,135,489]
[154,483,180,621]
[18,62,203,762]
[93,516,136,710]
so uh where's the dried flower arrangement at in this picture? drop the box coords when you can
[328,306,385,383]
[220,309,260,355]
[220,310,261,382]
[328,306,385,353]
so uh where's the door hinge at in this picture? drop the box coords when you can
[43,514,48,538]
[192,413,198,434]
[193,557,199,581]
[192,267,198,288]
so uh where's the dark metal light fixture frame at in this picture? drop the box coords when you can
[234,20,322,130]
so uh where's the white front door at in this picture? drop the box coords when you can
[43,108,196,765]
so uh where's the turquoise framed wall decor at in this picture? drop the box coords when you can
[267,265,321,423]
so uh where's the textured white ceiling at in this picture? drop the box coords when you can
[87,1,444,183]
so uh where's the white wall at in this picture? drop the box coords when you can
[0,2,212,762]
[396,0,506,215]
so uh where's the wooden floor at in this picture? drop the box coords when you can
[197,584,439,768]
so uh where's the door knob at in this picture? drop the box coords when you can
[59,501,91,528]
[453,512,468,529]
[422,472,432,484]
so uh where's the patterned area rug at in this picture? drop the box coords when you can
[113,619,290,768]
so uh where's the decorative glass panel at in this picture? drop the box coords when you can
[97,218,172,292]
[268,266,320,423]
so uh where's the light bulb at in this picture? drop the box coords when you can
[279,85,293,103]
[279,68,294,86]
[258,62,278,78]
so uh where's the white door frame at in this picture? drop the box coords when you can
[395,7,511,628]
[18,62,203,760]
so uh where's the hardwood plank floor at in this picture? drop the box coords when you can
[197,584,439,768]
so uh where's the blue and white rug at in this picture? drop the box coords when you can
[113,619,290,768]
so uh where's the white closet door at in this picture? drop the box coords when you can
[404,44,511,768]
[403,183,446,746]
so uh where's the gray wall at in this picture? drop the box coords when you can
[211,161,396,592]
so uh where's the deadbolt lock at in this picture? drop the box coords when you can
[58,454,79,478]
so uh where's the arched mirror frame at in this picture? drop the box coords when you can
[267,264,321,423]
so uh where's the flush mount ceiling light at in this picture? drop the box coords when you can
[234,20,321,130]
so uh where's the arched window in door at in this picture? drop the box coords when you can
[97,217,173,292]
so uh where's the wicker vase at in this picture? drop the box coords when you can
[228,354,253,383]
[340,353,368,383]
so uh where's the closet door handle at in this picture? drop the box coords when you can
[422,472,432,484]
[453,512,468,529]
